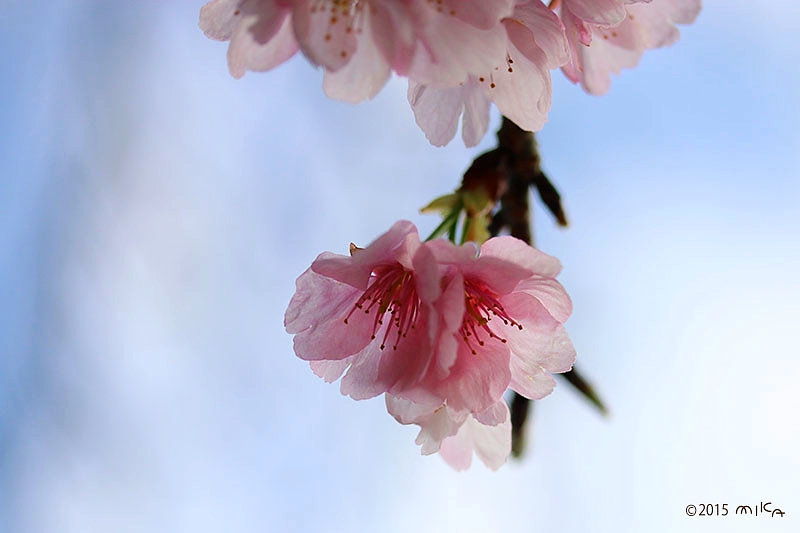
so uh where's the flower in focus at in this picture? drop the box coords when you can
[284,220,444,401]
[418,234,576,414]
[560,0,702,94]
[285,221,575,468]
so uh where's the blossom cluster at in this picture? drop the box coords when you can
[200,0,700,146]
[285,221,575,469]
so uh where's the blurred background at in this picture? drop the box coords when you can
[1,1,798,532]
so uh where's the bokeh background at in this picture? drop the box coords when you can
[1,1,798,532]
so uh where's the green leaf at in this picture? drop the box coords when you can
[559,367,608,416]
[420,193,460,215]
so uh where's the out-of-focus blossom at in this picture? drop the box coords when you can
[285,221,575,468]
[199,0,515,102]
[200,0,700,145]
[408,0,569,147]
[560,0,702,94]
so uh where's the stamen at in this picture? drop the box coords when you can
[459,279,521,354]
[343,264,420,351]
[309,1,368,57]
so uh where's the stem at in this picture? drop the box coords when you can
[424,199,462,242]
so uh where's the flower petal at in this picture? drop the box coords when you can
[479,236,563,277]
[228,6,299,78]
[435,341,511,414]
[312,220,418,289]
[407,82,464,147]
[440,401,511,470]
[322,8,391,102]
[309,359,350,383]
[385,396,468,455]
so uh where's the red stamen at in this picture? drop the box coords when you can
[344,264,420,351]
[459,279,520,354]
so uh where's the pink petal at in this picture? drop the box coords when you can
[284,259,359,335]
[288,257,399,362]
[435,341,511,414]
[435,270,466,335]
[291,288,375,361]
[563,0,628,26]
[627,0,700,49]
[439,0,514,30]
[469,411,512,470]
[500,294,576,399]
[440,402,511,470]
[488,22,552,132]
[515,277,573,323]
[369,2,417,76]
[408,5,509,87]
[228,6,299,78]
[385,394,437,425]
[310,359,350,383]
[510,0,570,68]
[322,8,391,103]
[466,255,532,295]
[565,0,701,95]
[425,238,479,265]
[411,239,441,304]
[312,220,418,289]
[474,398,508,426]
[407,82,464,147]
[503,292,576,374]
[292,0,358,72]
[378,306,437,394]
[438,434,473,470]
[199,0,243,41]
[460,80,491,147]
[339,343,385,400]
[508,360,556,400]
[385,396,468,455]
[479,236,563,277]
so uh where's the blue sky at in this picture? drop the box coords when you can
[1,1,798,532]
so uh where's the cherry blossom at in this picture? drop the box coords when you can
[416,235,576,413]
[284,220,446,401]
[285,221,575,468]
[408,0,569,147]
[199,0,514,102]
[560,0,702,94]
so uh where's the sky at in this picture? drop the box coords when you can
[1,1,798,532]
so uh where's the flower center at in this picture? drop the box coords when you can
[344,265,420,351]
[460,279,522,355]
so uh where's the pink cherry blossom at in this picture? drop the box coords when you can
[285,220,445,401]
[408,0,569,147]
[285,221,575,468]
[199,0,299,79]
[410,235,576,415]
[560,0,702,94]
[199,0,515,103]
[286,222,574,410]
